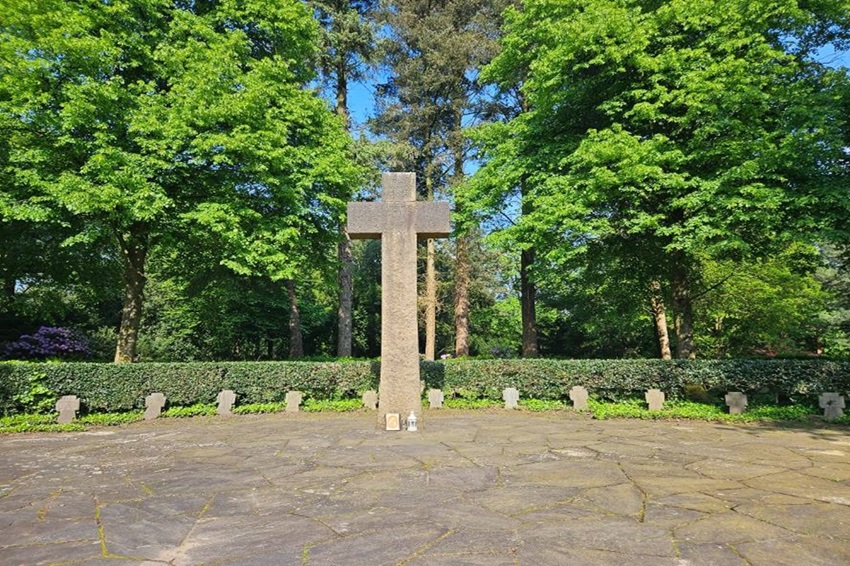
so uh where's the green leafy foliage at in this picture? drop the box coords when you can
[162,404,217,418]
[519,399,568,412]
[302,398,362,412]
[587,399,819,423]
[12,370,56,414]
[468,0,850,359]
[78,412,143,426]
[0,413,85,433]
[1,0,362,361]
[232,402,286,415]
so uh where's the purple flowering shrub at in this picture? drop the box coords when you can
[3,326,92,361]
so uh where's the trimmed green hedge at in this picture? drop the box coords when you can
[425,359,850,402]
[0,361,378,414]
[1,359,849,415]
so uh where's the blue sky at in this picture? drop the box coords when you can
[343,45,850,132]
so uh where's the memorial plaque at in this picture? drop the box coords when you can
[385,413,401,431]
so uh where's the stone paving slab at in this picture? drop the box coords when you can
[1,411,849,565]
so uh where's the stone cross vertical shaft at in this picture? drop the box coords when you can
[347,173,451,427]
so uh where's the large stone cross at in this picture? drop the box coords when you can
[347,173,450,427]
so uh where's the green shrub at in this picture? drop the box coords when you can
[232,402,286,415]
[302,398,362,412]
[162,404,217,418]
[12,370,56,414]
[78,412,144,426]
[0,414,85,433]
[520,399,568,411]
[1,359,849,415]
[587,399,822,423]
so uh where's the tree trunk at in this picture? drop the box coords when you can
[454,234,471,357]
[425,238,437,360]
[671,260,696,359]
[336,233,353,357]
[287,279,304,359]
[520,247,539,357]
[336,61,348,125]
[114,224,148,363]
[334,56,354,358]
[451,130,470,358]
[649,280,672,360]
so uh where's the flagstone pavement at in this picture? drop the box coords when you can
[1,410,850,565]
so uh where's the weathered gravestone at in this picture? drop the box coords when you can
[819,392,846,421]
[428,389,444,409]
[362,390,378,410]
[725,392,748,415]
[285,391,303,413]
[645,389,665,411]
[55,395,80,424]
[348,172,450,428]
[217,389,236,416]
[503,387,519,409]
[144,392,166,420]
[569,386,589,410]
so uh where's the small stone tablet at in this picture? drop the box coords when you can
[503,387,519,409]
[385,413,401,431]
[645,389,665,411]
[55,395,80,424]
[362,390,378,410]
[725,392,747,415]
[428,389,444,409]
[569,386,589,410]
[285,390,303,413]
[217,389,236,416]
[144,392,166,420]
[819,392,845,421]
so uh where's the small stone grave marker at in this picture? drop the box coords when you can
[819,392,845,421]
[428,389,444,409]
[725,392,747,415]
[144,392,166,420]
[362,390,378,410]
[217,389,236,416]
[569,386,589,410]
[285,391,303,413]
[385,413,401,431]
[645,389,665,411]
[503,387,519,409]
[55,395,80,424]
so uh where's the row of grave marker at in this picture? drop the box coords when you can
[55,389,305,424]
[53,386,847,424]
[368,386,848,420]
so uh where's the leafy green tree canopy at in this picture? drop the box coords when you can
[1,0,361,361]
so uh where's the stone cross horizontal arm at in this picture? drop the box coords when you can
[347,202,451,239]
[346,172,450,240]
